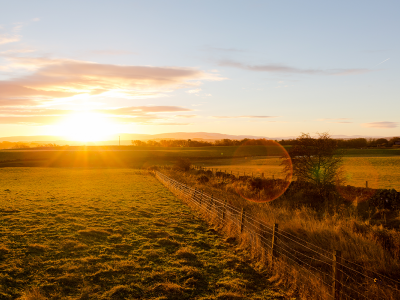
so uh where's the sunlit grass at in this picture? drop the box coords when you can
[201,156,400,190]
[0,168,284,299]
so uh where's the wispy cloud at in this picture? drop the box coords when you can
[99,106,192,115]
[186,88,202,94]
[318,118,351,120]
[0,82,76,106]
[175,114,197,118]
[0,48,36,55]
[0,57,222,106]
[90,50,136,55]
[151,122,191,126]
[0,22,25,45]
[213,115,278,119]
[218,60,371,76]
[0,34,20,45]
[362,122,398,129]
[317,118,353,124]
[0,105,193,125]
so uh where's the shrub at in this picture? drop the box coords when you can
[197,175,209,183]
[174,158,191,171]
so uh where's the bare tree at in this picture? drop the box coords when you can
[281,132,344,194]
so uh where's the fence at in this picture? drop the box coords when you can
[193,165,276,180]
[155,171,400,300]
[192,166,376,189]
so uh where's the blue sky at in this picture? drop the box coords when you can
[0,0,399,139]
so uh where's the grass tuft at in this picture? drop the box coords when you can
[215,291,246,300]
[156,237,180,248]
[78,229,111,238]
[150,282,185,297]
[61,239,88,251]
[18,287,47,300]
[101,285,138,299]
[27,244,48,253]
[0,244,10,256]
[175,247,197,260]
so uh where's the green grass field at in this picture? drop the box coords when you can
[0,168,284,299]
[0,145,288,168]
[198,156,400,191]
[1,145,399,190]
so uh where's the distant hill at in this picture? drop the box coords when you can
[118,132,270,141]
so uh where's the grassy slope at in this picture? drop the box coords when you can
[0,168,284,300]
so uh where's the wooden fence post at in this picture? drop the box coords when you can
[366,181,368,188]
[272,175,274,180]
[332,250,342,300]
[240,208,245,233]
[262,172,264,178]
[271,223,279,259]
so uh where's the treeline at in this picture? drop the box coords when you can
[132,137,400,148]
[0,141,61,149]
[279,137,400,148]
[131,138,279,147]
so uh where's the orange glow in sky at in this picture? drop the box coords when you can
[53,112,121,142]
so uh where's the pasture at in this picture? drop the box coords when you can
[198,156,400,191]
[0,145,286,168]
[0,168,284,299]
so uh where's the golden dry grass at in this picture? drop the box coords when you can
[201,156,400,190]
[161,168,400,299]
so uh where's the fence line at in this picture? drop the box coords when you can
[155,171,400,300]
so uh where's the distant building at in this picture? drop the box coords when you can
[394,141,400,145]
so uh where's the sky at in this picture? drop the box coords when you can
[0,0,399,140]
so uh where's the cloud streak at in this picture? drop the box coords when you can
[213,115,278,119]
[0,23,24,45]
[0,57,221,106]
[362,122,398,129]
[218,60,371,76]
[375,58,390,67]
[0,105,193,125]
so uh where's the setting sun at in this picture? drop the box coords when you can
[55,112,119,142]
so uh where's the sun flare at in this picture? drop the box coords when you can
[55,112,119,142]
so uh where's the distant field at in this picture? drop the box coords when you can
[194,157,284,179]
[0,146,399,168]
[199,156,400,191]
[0,145,287,168]
[342,148,400,156]
[0,168,283,299]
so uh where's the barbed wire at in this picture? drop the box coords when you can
[156,171,400,300]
